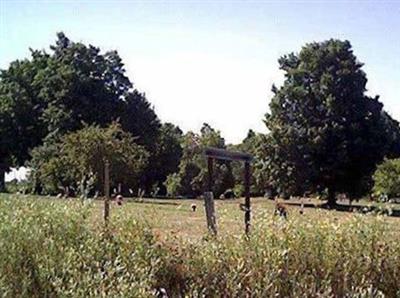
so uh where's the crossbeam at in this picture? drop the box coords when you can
[204,147,253,162]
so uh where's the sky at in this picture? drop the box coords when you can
[1,0,399,147]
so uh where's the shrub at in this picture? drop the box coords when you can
[373,158,400,198]
[5,179,29,194]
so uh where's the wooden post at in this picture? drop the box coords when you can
[104,160,110,223]
[65,186,70,198]
[204,157,217,235]
[0,164,5,193]
[204,191,217,235]
[244,162,251,235]
[207,157,213,191]
[300,198,304,215]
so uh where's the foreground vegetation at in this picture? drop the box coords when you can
[1,194,399,297]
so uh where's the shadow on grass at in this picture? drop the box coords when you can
[285,201,400,217]
[125,199,181,206]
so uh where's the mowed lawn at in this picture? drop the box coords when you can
[92,196,400,240]
[2,193,399,240]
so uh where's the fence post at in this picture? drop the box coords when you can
[204,191,217,235]
[244,161,251,235]
[0,164,5,192]
[204,157,217,235]
[104,160,110,223]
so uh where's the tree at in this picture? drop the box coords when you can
[28,123,148,196]
[0,53,49,191]
[264,39,400,205]
[372,158,400,199]
[0,32,162,191]
[147,123,183,195]
[34,32,133,140]
[165,123,235,198]
[229,130,271,196]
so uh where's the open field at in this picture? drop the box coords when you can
[92,196,400,239]
[8,193,397,239]
[1,194,400,297]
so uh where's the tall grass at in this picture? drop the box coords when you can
[0,196,160,297]
[0,196,399,297]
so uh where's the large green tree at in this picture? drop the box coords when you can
[0,53,49,190]
[0,33,165,192]
[264,39,400,205]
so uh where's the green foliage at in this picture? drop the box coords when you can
[1,195,399,297]
[164,173,181,197]
[264,39,400,202]
[373,158,400,198]
[4,179,29,194]
[144,123,183,195]
[28,123,148,196]
[0,32,163,192]
[230,130,272,196]
[0,54,49,190]
[165,123,235,198]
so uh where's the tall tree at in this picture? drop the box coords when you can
[264,39,400,205]
[37,32,133,140]
[0,53,49,190]
[0,32,162,191]
[148,123,183,195]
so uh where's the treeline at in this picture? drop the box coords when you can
[1,34,399,204]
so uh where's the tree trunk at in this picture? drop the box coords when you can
[0,167,5,193]
[327,188,337,207]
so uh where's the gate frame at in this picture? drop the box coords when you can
[204,147,253,235]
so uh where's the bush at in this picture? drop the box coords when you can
[373,158,400,198]
[5,179,29,194]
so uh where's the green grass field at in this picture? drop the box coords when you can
[94,196,400,239]
[1,193,400,297]
[3,193,400,242]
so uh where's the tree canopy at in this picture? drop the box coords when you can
[165,123,235,198]
[0,33,169,192]
[372,158,400,199]
[2,35,400,201]
[228,130,270,197]
[28,123,148,196]
[264,39,400,204]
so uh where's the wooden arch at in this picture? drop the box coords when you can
[204,147,253,235]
